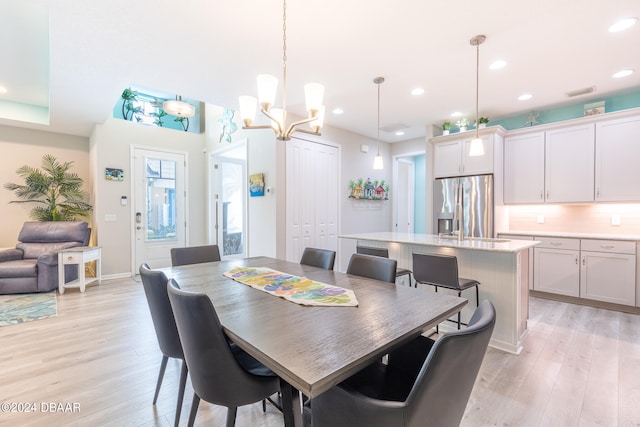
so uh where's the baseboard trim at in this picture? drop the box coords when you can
[530,290,640,315]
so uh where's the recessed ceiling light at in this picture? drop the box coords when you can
[332,108,344,115]
[0,86,7,94]
[395,131,405,136]
[451,111,462,117]
[613,69,634,78]
[489,60,507,70]
[518,93,533,101]
[411,88,424,96]
[609,17,638,32]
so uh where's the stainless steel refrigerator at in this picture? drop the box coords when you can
[433,174,493,238]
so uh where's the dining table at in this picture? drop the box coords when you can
[159,256,467,427]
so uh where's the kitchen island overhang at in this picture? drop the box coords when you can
[340,232,540,354]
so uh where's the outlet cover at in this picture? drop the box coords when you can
[537,215,545,224]
[611,215,621,226]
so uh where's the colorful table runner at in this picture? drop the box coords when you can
[223,267,358,307]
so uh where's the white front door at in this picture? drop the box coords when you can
[132,147,187,270]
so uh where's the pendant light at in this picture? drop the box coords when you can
[373,77,384,170]
[163,95,195,118]
[469,35,486,157]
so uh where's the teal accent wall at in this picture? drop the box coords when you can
[113,92,201,133]
[413,154,426,233]
[491,88,640,130]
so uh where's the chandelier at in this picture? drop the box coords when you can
[238,0,325,141]
[469,35,486,156]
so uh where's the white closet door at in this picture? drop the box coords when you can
[285,139,339,262]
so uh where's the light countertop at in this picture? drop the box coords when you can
[339,232,539,253]
[499,230,640,242]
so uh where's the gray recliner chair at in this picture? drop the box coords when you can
[0,221,91,294]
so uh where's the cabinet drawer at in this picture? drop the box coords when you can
[580,239,636,255]
[536,237,580,250]
[61,252,82,264]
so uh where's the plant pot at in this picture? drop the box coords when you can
[459,127,467,132]
[478,124,486,129]
[443,130,450,135]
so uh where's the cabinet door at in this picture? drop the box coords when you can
[580,251,636,306]
[504,132,545,203]
[534,248,580,297]
[595,115,640,201]
[545,124,595,203]
[462,135,494,176]
[433,140,462,178]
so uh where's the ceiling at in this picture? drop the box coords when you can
[1,0,639,142]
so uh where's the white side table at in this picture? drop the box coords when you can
[58,246,102,294]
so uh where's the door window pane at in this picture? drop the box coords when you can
[145,157,177,241]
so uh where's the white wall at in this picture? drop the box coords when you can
[91,116,206,277]
[204,104,278,258]
[308,124,392,270]
[0,125,90,246]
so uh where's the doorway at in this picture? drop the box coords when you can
[394,158,415,233]
[132,147,187,270]
[210,142,247,259]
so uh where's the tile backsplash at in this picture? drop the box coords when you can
[507,204,640,235]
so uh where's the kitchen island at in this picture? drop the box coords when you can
[339,232,539,354]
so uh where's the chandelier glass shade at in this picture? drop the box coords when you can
[238,0,325,141]
[163,96,195,118]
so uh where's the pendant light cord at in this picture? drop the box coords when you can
[475,40,479,138]
[282,0,287,123]
[377,81,381,155]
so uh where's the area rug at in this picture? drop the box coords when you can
[0,292,57,326]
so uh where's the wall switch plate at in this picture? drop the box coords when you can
[611,215,621,226]
[537,215,545,224]
[105,214,117,222]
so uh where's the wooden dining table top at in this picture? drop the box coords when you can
[159,256,467,398]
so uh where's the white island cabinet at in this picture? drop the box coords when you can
[339,232,539,355]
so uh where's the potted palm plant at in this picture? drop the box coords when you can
[4,154,93,221]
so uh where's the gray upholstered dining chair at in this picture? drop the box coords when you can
[356,245,413,286]
[299,247,336,270]
[167,279,281,427]
[139,264,187,427]
[346,253,398,284]
[170,244,221,266]
[304,300,496,427]
[412,252,480,329]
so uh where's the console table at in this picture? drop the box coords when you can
[58,246,102,294]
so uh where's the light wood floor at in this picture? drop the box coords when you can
[1,278,639,426]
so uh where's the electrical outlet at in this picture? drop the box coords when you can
[611,215,621,226]
[537,215,545,224]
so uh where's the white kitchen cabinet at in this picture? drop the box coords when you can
[580,239,636,306]
[595,114,640,201]
[545,124,595,203]
[534,237,580,297]
[503,132,545,203]
[433,134,494,178]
